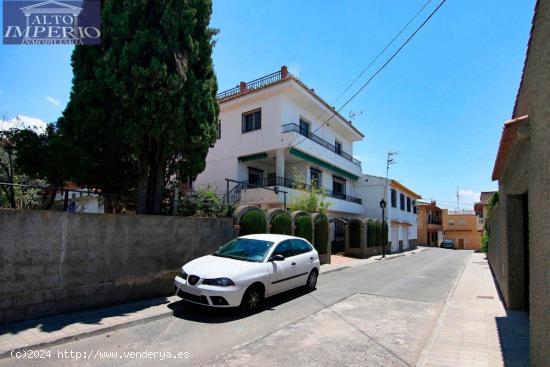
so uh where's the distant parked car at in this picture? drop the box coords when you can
[440,240,455,249]
[174,234,320,313]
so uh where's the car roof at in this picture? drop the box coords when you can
[238,234,303,243]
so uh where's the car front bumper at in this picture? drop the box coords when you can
[174,276,245,307]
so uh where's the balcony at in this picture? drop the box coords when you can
[240,176,362,204]
[281,123,361,167]
[217,69,290,102]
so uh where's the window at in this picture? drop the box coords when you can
[217,119,221,139]
[242,108,261,133]
[335,140,342,155]
[400,193,405,210]
[299,118,310,137]
[310,168,322,189]
[291,239,313,255]
[391,189,397,208]
[248,167,263,187]
[413,200,417,214]
[333,176,346,198]
[272,240,294,258]
[406,197,411,212]
[214,238,274,263]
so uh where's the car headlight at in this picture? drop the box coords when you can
[202,277,235,287]
[180,269,188,280]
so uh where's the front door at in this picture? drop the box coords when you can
[267,240,297,295]
[458,238,464,249]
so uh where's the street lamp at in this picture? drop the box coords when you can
[380,198,387,258]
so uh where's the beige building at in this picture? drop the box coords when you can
[442,210,481,250]
[488,1,549,365]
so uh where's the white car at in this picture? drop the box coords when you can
[174,234,321,313]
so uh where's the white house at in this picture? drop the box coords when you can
[355,174,421,252]
[194,66,365,218]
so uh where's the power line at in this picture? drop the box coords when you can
[291,0,448,150]
[288,0,434,148]
[331,0,433,106]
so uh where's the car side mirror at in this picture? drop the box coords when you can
[269,254,285,262]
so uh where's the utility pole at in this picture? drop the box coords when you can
[381,151,398,257]
[456,186,459,212]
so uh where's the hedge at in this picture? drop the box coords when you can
[295,215,313,243]
[382,221,389,247]
[271,212,292,235]
[313,215,329,254]
[374,220,382,246]
[349,220,362,248]
[239,210,267,236]
[367,219,376,247]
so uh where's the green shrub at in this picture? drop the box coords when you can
[349,220,362,248]
[382,221,389,247]
[239,210,267,236]
[295,215,313,243]
[367,219,376,247]
[178,187,229,217]
[313,215,329,254]
[374,221,382,246]
[481,230,489,253]
[271,212,292,235]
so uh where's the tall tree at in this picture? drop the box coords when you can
[58,0,219,214]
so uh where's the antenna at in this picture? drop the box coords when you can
[456,186,459,211]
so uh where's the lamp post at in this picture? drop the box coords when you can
[380,198,387,258]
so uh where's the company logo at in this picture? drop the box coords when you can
[3,0,101,45]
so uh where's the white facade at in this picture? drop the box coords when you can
[355,174,420,252]
[194,67,365,218]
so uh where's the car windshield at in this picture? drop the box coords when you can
[213,238,274,262]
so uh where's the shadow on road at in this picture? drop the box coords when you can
[1,297,170,335]
[168,287,313,323]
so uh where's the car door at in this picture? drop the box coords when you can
[267,240,298,295]
[290,239,315,287]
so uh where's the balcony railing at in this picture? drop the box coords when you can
[281,123,361,167]
[241,176,362,205]
[217,70,289,101]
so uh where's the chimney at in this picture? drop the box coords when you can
[281,65,288,79]
[239,81,247,93]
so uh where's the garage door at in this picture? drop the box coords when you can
[391,226,399,253]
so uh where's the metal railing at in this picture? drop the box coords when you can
[217,70,288,101]
[235,176,362,205]
[281,123,361,167]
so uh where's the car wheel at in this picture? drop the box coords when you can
[239,285,264,314]
[306,269,318,291]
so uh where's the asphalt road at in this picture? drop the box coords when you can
[2,248,472,367]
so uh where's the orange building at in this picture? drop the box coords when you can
[442,209,482,250]
[416,201,443,246]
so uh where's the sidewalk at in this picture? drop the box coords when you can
[418,252,530,367]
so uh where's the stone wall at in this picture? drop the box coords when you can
[0,209,235,324]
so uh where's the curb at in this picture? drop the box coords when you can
[415,251,472,366]
[0,309,172,360]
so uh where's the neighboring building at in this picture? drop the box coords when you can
[474,191,497,231]
[416,200,443,247]
[442,209,481,250]
[52,182,104,213]
[488,1,548,365]
[355,175,421,252]
[194,66,365,218]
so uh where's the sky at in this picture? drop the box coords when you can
[0,0,535,209]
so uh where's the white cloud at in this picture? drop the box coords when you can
[1,115,48,133]
[459,189,481,204]
[46,96,61,107]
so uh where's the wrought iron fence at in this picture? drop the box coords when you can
[281,123,362,167]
